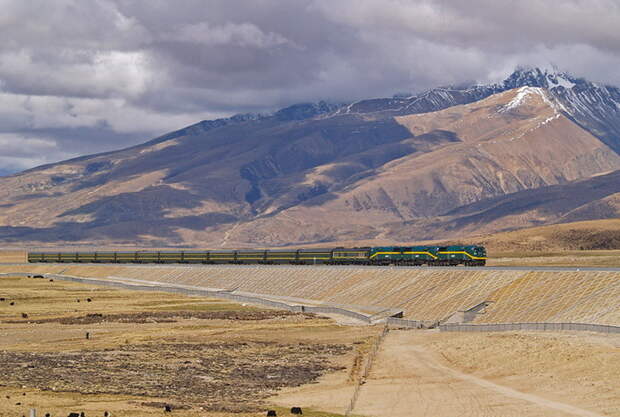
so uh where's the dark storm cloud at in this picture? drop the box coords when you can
[0,0,619,173]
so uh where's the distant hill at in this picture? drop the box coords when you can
[0,68,619,247]
[476,219,620,253]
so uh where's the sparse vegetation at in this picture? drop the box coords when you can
[0,250,26,263]
[0,341,349,413]
[471,219,620,266]
[481,219,620,253]
[0,276,375,417]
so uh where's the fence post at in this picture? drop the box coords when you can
[344,324,389,417]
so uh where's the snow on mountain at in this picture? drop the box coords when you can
[499,86,549,113]
[326,67,620,154]
[1,67,619,246]
[153,67,618,155]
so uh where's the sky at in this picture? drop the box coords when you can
[1,0,619,175]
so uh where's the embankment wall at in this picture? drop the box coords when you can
[1,264,618,326]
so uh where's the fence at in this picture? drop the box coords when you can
[386,317,437,329]
[4,272,619,335]
[439,322,620,334]
[345,324,389,416]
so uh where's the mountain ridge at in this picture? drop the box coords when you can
[1,68,619,247]
[9,67,618,178]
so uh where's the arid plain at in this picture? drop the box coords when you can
[2,221,619,416]
[1,250,619,417]
[0,275,378,416]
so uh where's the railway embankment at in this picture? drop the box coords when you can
[1,264,618,327]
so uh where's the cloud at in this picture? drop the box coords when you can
[0,0,618,174]
[168,21,294,48]
[0,133,74,173]
[0,49,154,99]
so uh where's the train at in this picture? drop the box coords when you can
[28,245,487,266]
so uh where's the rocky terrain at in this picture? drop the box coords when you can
[0,68,619,247]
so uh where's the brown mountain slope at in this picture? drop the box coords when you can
[215,88,620,245]
[0,87,619,246]
[477,218,620,252]
[387,169,620,243]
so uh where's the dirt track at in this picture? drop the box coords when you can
[352,331,617,417]
[273,329,619,417]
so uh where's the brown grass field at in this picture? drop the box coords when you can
[1,275,618,416]
[488,249,620,267]
[0,250,26,263]
[0,275,379,417]
[275,330,620,417]
[480,219,620,252]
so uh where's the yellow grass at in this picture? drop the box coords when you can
[0,250,26,263]
[482,218,620,252]
[0,276,378,416]
[275,330,620,417]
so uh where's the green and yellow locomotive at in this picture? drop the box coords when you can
[367,245,486,266]
[28,245,486,266]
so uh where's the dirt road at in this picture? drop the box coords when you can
[353,331,610,417]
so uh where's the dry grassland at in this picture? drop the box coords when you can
[479,219,620,266]
[428,332,620,416]
[0,250,26,264]
[0,276,379,417]
[276,330,620,417]
[488,250,620,267]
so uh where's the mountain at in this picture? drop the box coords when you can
[0,168,13,178]
[0,68,619,247]
[337,67,620,153]
[217,86,620,245]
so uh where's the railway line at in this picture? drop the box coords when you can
[27,245,488,266]
[3,262,620,272]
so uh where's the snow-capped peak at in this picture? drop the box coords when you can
[503,67,579,91]
[499,86,549,112]
[545,71,576,89]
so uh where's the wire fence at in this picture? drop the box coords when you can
[439,322,620,334]
[386,318,620,335]
[386,317,437,329]
[345,324,389,417]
